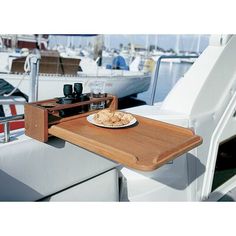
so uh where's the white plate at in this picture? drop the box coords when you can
[87,114,137,128]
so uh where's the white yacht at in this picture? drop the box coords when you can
[0,34,236,201]
[0,50,151,100]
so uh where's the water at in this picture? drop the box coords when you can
[102,56,193,105]
[138,62,193,104]
[48,35,205,104]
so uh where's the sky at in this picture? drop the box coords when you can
[48,34,210,53]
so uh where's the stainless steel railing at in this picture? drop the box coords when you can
[0,96,26,105]
[150,55,199,105]
[0,114,24,143]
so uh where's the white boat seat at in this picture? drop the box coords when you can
[124,104,190,128]
[0,133,119,201]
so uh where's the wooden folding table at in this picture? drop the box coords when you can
[48,114,202,171]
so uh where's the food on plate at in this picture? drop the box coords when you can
[93,109,135,127]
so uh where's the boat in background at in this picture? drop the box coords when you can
[0,34,49,50]
[0,34,152,100]
[0,49,152,100]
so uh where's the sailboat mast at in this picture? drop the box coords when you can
[155,35,158,50]
[175,35,180,54]
[108,35,110,49]
[196,35,201,54]
[145,34,149,56]
[66,36,71,48]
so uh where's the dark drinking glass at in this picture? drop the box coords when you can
[74,83,83,96]
[63,84,73,97]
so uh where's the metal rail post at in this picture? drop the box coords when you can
[29,50,41,102]
[149,55,199,105]
[0,114,24,143]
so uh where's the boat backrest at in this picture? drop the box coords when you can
[161,35,236,119]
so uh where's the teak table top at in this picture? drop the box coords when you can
[48,115,202,171]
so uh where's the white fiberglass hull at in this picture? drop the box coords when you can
[0,72,151,100]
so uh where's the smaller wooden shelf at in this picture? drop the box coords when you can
[24,94,118,142]
[48,114,202,171]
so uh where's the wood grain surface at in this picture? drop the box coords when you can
[48,114,202,171]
